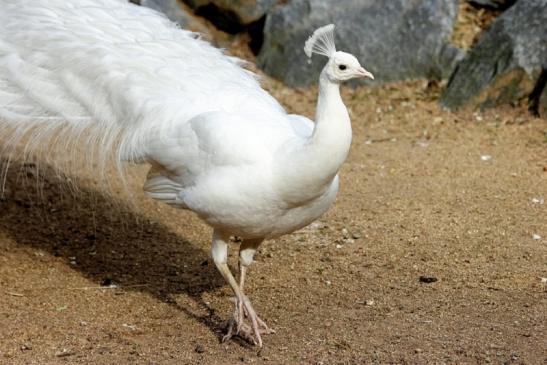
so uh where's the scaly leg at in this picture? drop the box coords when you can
[237,239,275,335]
[211,231,265,347]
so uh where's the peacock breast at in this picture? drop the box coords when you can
[180,166,339,239]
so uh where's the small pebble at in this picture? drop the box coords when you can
[532,197,544,204]
[194,344,205,354]
[336,244,342,249]
[419,275,438,283]
[352,232,362,239]
[481,155,492,161]
[55,349,74,357]
[532,234,541,240]
[310,222,325,230]
[56,305,67,312]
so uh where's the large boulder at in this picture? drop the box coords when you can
[140,0,191,26]
[257,0,462,87]
[441,0,547,110]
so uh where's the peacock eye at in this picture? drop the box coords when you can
[338,64,347,71]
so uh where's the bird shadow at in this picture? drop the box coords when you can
[0,158,241,344]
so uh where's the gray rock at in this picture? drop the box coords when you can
[441,0,547,110]
[185,0,276,25]
[140,0,192,27]
[468,0,516,10]
[257,0,462,87]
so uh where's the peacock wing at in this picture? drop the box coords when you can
[0,0,282,172]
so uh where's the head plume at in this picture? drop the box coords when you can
[304,24,336,58]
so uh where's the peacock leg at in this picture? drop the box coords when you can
[237,239,275,335]
[211,231,265,347]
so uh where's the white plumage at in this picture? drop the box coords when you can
[0,0,373,347]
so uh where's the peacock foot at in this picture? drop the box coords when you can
[222,295,275,347]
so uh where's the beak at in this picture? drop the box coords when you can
[357,67,374,79]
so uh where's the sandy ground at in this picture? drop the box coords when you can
[1,4,547,364]
[1,76,546,364]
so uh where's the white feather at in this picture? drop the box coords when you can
[0,0,286,175]
[303,24,336,58]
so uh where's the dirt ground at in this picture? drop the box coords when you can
[1,6,547,365]
[1,77,546,364]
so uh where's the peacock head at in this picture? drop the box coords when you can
[304,24,374,83]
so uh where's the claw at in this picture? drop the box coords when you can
[222,318,236,343]
[222,320,258,345]
[223,295,273,347]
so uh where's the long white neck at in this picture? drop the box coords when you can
[311,69,352,170]
[276,66,352,204]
